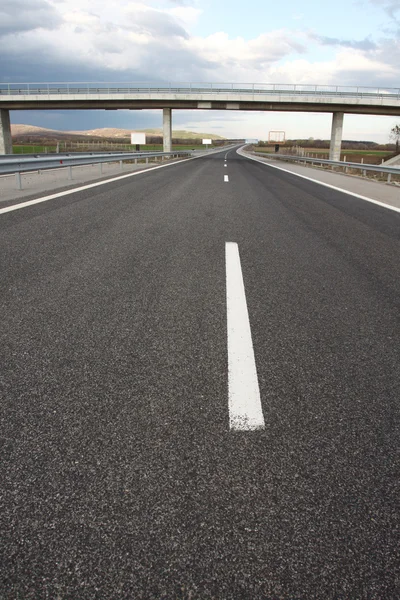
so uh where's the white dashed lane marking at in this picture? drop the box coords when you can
[225,242,265,431]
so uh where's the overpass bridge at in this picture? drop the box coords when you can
[1,82,400,158]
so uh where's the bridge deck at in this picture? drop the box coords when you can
[1,84,400,115]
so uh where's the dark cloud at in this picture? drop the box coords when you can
[126,8,189,39]
[0,35,215,84]
[0,51,132,83]
[370,37,400,82]
[0,2,216,85]
[0,0,61,36]
[310,33,377,50]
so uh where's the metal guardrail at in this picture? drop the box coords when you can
[0,150,191,175]
[1,82,400,98]
[2,151,146,160]
[0,150,192,190]
[0,150,193,164]
[251,151,400,183]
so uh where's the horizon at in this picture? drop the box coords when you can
[10,122,396,145]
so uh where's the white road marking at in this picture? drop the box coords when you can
[224,164,227,168]
[225,242,265,431]
[224,175,229,182]
[237,147,400,214]
[224,150,232,160]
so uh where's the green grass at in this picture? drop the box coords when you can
[254,146,393,161]
[337,150,392,156]
[13,143,215,153]
[13,145,49,153]
[132,144,211,151]
[255,146,392,155]
[303,148,392,156]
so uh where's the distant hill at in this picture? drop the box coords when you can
[12,124,59,136]
[137,129,223,140]
[11,124,224,141]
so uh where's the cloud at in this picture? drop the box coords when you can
[269,48,398,88]
[186,30,306,78]
[0,0,61,36]
[167,0,198,5]
[368,0,400,20]
[0,0,399,101]
[309,33,377,51]
[369,35,400,81]
[167,6,202,27]
[123,3,190,39]
[0,1,307,83]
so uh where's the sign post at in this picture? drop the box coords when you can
[202,138,212,150]
[268,131,286,152]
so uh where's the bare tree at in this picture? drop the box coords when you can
[390,124,400,153]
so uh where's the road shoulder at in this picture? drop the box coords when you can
[239,148,400,212]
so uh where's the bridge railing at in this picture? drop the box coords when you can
[1,82,400,98]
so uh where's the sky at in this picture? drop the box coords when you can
[1,0,400,142]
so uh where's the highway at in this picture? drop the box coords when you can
[1,148,399,598]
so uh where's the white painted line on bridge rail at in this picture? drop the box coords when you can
[237,147,400,214]
[225,242,265,432]
[224,175,229,182]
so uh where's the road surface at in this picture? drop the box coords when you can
[1,148,399,599]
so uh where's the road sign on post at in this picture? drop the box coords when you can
[131,132,146,151]
[202,138,212,150]
[268,131,285,144]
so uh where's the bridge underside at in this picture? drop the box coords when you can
[1,96,399,156]
[2,99,400,116]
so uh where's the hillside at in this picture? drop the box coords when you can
[136,129,223,140]
[12,124,61,136]
[11,124,224,140]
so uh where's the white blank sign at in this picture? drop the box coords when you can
[131,133,146,145]
[202,139,212,145]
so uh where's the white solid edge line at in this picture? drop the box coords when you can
[0,148,228,216]
[224,175,229,182]
[226,242,265,431]
[0,158,190,214]
[237,147,400,214]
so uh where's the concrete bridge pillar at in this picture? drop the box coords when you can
[163,108,172,153]
[0,109,13,154]
[329,112,344,161]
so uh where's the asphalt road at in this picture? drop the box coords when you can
[1,148,399,599]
